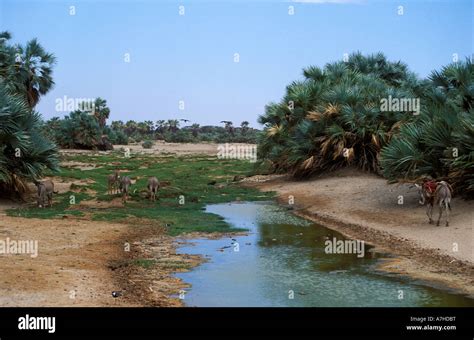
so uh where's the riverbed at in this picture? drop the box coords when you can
[176,202,474,307]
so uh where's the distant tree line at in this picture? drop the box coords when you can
[107,119,258,144]
[43,109,260,149]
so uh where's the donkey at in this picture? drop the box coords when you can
[147,177,160,201]
[35,180,56,208]
[119,176,132,202]
[415,180,452,226]
[107,170,120,195]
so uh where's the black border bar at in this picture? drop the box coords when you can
[0,307,472,339]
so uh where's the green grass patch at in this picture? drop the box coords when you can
[7,192,89,219]
[7,153,274,234]
[133,259,156,269]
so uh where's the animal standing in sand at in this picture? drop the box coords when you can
[415,180,453,226]
[108,170,120,194]
[35,180,56,208]
[147,176,160,201]
[119,176,132,202]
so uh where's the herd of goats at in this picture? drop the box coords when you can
[33,171,453,227]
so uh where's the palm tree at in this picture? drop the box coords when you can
[45,117,61,130]
[154,120,165,132]
[0,32,59,195]
[0,86,59,194]
[55,111,101,149]
[124,120,138,136]
[0,31,13,79]
[111,120,124,131]
[167,119,180,133]
[144,120,155,135]
[137,121,148,135]
[240,121,250,135]
[381,58,474,197]
[5,36,56,108]
[191,123,200,138]
[257,52,418,177]
[221,121,235,137]
[92,97,110,129]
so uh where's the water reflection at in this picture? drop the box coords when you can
[175,202,474,307]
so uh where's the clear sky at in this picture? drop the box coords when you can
[0,0,472,127]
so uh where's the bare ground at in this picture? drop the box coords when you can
[114,141,220,155]
[60,141,255,157]
[0,213,133,306]
[243,167,474,297]
[0,209,202,306]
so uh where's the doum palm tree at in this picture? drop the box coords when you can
[240,121,250,135]
[92,98,110,129]
[0,31,58,195]
[221,121,235,137]
[167,119,180,133]
[191,123,200,137]
[0,32,56,109]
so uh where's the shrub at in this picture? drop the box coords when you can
[381,59,474,198]
[163,130,195,143]
[257,52,418,177]
[55,111,102,149]
[107,129,128,145]
[142,139,154,149]
[0,87,58,194]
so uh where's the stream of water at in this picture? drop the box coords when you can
[176,202,474,307]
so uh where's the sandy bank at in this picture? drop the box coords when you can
[243,168,474,297]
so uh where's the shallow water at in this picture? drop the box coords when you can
[176,202,474,307]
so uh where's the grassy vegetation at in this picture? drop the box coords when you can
[133,259,156,269]
[8,192,88,219]
[7,152,273,236]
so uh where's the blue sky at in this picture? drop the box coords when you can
[0,0,472,127]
